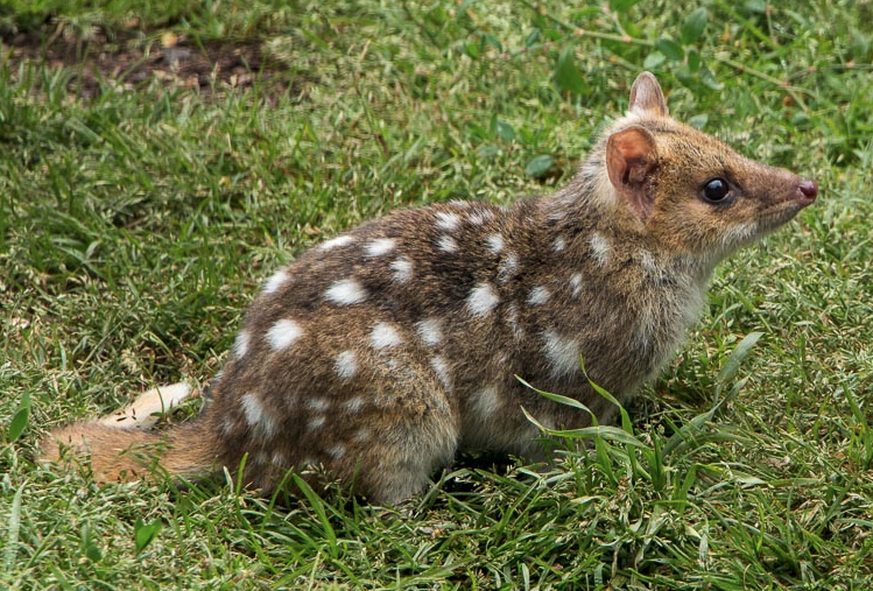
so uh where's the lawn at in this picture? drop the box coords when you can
[2,0,872,588]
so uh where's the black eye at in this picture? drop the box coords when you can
[702,178,730,202]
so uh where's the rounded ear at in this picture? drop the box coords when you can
[606,126,658,219]
[629,72,669,118]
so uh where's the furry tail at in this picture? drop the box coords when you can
[40,383,217,483]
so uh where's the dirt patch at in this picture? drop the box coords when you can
[2,28,296,100]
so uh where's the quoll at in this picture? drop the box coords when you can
[42,72,818,504]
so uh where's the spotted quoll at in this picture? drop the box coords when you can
[42,72,818,503]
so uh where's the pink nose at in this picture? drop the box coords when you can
[799,179,818,201]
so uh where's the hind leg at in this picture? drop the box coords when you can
[253,352,459,505]
[350,377,459,504]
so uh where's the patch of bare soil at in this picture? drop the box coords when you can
[1,28,295,100]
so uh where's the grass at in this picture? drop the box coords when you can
[1,0,872,588]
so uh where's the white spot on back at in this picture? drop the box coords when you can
[390,257,413,283]
[497,252,519,284]
[589,233,612,267]
[344,397,365,413]
[325,278,368,305]
[263,268,290,294]
[371,322,403,349]
[486,233,504,254]
[435,211,462,231]
[467,283,500,317]
[542,330,582,378]
[335,350,357,380]
[306,398,330,412]
[353,428,371,442]
[415,318,443,347]
[437,235,458,253]
[506,302,523,340]
[569,273,583,299]
[469,210,495,226]
[430,356,452,391]
[241,393,277,438]
[471,384,502,419]
[267,319,304,351]
[319,235,354,251]
[364,238,396,257]
[327,443,347,460]
[527,285,551,306]
[553,236,566,252]
[233,329,251,358]
[308,416,325,431]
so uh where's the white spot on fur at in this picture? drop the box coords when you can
[486,233,504,254]
[469,210,495,225]
[553,236,566,252]
[344,397,365,413]
[354,428,371,442]
[263,268,290,294]
[306,398,330,412]
[437,235,458,253]
[467,283,500,317]
[542,330,582,378]
[569,273,583,299]
[497,252,519,284]
[325,278,368,305]
[589,233,612,267]
[471,384,502,419]
[327,443,347,460]
[233,329,251,358]
[415,318,443,347]
[364,238,396,257]
[272,452,288,467]
[221,417,235,436]
[448,200,470,208]
[241,393,277,438]
[267,319,304,351]
[308,416,325,431]
[319,235,354,251]
[506,302,523,340]
[335,350,357,380]
[371,322,403,349]
[390,257,413,283]
[430,356,452,391]
[435,211,462,231]
[527,285,551,306]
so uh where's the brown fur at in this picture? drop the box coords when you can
[40,73,817,503]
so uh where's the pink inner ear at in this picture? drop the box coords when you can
[606,127,656,188]
[613,133,649,162]
[606,126,657,219]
